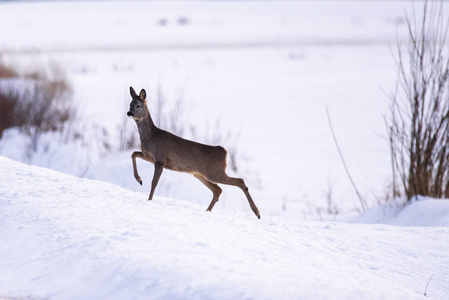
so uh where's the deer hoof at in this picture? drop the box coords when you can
[257,215,260,219]
[139,180,142,185]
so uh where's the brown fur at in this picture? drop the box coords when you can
[127,87,260,218]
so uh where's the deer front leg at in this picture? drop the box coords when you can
[131,151,144,185]
[148,161,164,200]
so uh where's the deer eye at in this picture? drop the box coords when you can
[136,104,140,108]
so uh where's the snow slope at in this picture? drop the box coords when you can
[349,197,449,227]
[1,156,449,300]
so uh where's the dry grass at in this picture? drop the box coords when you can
[0,58,17,78]
[0,91,19,137]
[0,57,74,150]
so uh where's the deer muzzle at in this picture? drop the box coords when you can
[127,111,134,117]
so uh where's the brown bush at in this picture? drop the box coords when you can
[0,91,18,137]
[0,58,74,149]
[0,56,17,79]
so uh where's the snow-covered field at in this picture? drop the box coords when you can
[1,1,449,298]
[0,0,433,217]
[1,156,449,299]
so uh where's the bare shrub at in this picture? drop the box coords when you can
[152,84,188,137]
[324,177,339,215]
[117,108,139,151]
[387,0,449,200]
[313,177,340,221]
[0,58,75,151]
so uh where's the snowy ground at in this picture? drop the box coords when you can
[1,156,449,300]
[1,0,440,218]
[1,2,449,299]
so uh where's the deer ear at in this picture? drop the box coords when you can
[130,86,137,98]
[139,89,146,101]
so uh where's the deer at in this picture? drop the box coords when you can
[127,87,260,219]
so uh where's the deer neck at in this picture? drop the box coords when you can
[136,110,156,139]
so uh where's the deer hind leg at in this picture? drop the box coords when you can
[194,173,222,212]
[148,161,164,201]
[208,172,260,219]
[131,151,144,185]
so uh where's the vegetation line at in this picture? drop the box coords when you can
[2,39,403,55]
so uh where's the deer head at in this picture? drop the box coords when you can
[127,86,147,121]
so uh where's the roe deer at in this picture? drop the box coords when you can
[127,87,260,219]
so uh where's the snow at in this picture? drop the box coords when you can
[1,156,449,300]
[1,1,449,297]
[349,197,449,227]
